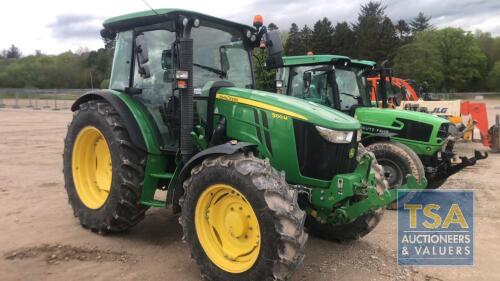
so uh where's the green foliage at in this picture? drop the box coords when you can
[284,23,302,55]
[393,28,487,92]
[487,61,500,91]
[410,12,432,33]
[300,25,313,54]
[0,1,498,93]
[281,1,439,71]
[393,41,443,89]
[353,1,398,61]
[311,18,334,54]
[0,48,112,89]
[6,44,22,59]
[331,22,356,57]
[253,49,276,92]
[474,31,500,76]
[395,19,411,43]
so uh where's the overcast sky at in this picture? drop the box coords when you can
[2,0,500,55]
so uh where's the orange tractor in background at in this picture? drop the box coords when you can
[368,75,500,152]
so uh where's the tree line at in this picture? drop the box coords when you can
[1,1,499,93]
[281,2,500,93]
[0,46,112,89]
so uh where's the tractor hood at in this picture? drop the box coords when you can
[354,107,450,128]
[216,87,360,130]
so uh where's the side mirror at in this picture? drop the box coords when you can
[161,49,173,70]
[161,49,175,82]
[264,30,284,69]
[303,71,312,89]
[135,33,151,78]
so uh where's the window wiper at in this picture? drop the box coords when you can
[340,92,360,99]
[340,92,363,105]
[194,63,226,78]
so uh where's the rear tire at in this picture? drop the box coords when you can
[63,100,148,233]
[180,153,307,281]
[304,144,388,242]
[366,141,425,209]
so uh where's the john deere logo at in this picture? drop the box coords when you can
[348,148,356,158]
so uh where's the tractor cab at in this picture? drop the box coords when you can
[276,55,372,115]
[103,9,282,156]
[276,55,416,114]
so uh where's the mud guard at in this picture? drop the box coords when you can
[171,141,257,213]
[71,90,147,152]
[360,132,396,146]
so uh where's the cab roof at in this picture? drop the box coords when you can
[282,55,350,66]
[103,8,255,32]
[351,59,376,68]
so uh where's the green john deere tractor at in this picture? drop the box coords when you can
[63,10,423,280]
[275,55,487,196]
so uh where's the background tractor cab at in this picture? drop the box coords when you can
[63,9,418,281]
[276,54,487,191]
[276,55,372,115]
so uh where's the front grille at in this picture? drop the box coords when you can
[293,120,358,181]
[395,118,433,142]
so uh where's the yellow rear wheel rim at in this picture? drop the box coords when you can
[195,184,261,273]
[72,126,112,209]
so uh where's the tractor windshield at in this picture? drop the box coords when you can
[336,68,362,111]
[284,64,371,111]
[192,25,253,90]
[336,67,371,110]
[288,65,333,105]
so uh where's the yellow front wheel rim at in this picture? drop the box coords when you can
[195,184,261,273]
[72,126,112,209]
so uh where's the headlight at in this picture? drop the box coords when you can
[315,126,354,143]
[357,128,362,142]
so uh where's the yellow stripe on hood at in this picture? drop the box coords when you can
[216,93,308,121]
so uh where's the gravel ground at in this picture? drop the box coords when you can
[0,102,499,281]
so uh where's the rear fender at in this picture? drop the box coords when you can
[72,90,162,154]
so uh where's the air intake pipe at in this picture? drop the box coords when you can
[178,17,197,163]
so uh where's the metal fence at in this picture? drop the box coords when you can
[1,88,499,111]
[0,88,92,111]
[434,92,500,100]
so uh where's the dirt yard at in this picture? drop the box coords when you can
[1,102,500,281]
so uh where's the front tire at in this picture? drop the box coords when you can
[180,153,307,281]
[63,100,148,233]
[366,141,425,209]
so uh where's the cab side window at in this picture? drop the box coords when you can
[109,31,133,90]
[132,29,176,148]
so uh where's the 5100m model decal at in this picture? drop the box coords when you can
[362,118,434,142]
